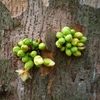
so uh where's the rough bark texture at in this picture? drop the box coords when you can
[0,0,100,100]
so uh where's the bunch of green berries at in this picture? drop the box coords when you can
[13,38,55,81]
[55,26,87,57]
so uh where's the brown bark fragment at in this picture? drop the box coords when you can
[72,23,86,34]
[40,50,55,76]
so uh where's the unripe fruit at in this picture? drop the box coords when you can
[66,42,72,48]
[71,46,78,53]
[22,55,29,62]
[13,46,21,54]
[73,51,81,57]
[17,50,25,57]
[78,46,85,51]
[38,43,46,50]
[65,49,72,56]
[60,46,65,51]
[55,41,62,48]
[65,34,73,42]
[18,40,23,47]
[62,26,71,35]
[23,38,32,45]
[34,55,44,66]
[71,29,76,35]
[74,32,83,38]
[43,58,55,67]
[24,60,34,70]
[21,45,29,52]
[77,43,84,47]
[58,38,65,45]
[56,32,64,38]
[30,51,37,57]
[72,38,79,46]
[79,36,87,43]
[33,41,39,48]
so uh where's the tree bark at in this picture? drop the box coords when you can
[0,0,100,100]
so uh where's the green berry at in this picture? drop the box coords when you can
[58,38,65,45]
[70,29,76,35]
[22,55,29,62]
[73,51,81,57]
[62,26,71,35]
[23,38,32,45]
[65,34,73,42]
[60,46,65,51]
[33,41,39,48]
[13,46,21,54]
[17,50,25,57]
[79,36,87,43]
[18,40,24,47]
[71,46,78,53]
[30,51,37,57]
[24,60,34,70]
[66,42,72,48]
[56,32,64,38]
[38,43,46,50]
[65,49,72,56]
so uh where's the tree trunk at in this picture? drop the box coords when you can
[0,0,100,100]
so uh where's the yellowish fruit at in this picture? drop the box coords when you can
[34,55,44,66]
[77,43,84,47]
[43,58,55,67]
[21,45,29,52]
[55,41,62,48]
[72,38,79,46]
[78,46,85,51]
[74,32,83,38]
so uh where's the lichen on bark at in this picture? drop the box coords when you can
[0,2,20,30]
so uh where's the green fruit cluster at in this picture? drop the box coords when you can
[55,26,87,57]
[13,38,55,70]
